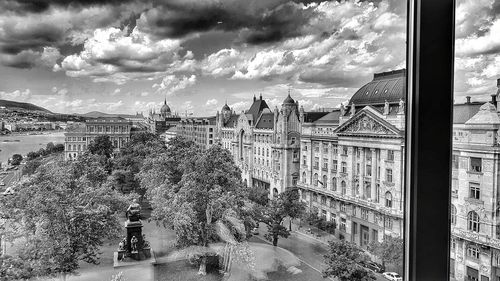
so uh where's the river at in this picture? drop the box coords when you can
[0,132,65,164]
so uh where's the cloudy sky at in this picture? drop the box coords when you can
[0,0,498,116]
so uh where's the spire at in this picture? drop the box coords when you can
[253,94,256,102]
[259,93,262,100]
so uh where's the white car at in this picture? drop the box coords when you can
[383,272,403,281]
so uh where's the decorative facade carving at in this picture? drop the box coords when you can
[338,114,396,136]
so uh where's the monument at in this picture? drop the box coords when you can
[114,199,155,266]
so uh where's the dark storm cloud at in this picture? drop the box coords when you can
[0,0,137,13]
[0,23,64,55]
[138,0,322,44]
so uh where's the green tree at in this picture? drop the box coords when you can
[10,154,22,165]
[139,144,245,275]
[0,154,131,281]
[110,132,166,194]
[88,135,114,158]
[260,188,305,246]
[368,236,404,273]
[22,158,43,175]
[26,151,40,160]
[323,240,375,281]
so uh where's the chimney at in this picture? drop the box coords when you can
[260,93,262,100]
[253,95,256,102]
[466,96,471,104]
[497,78,500,88]
[492,94,497,105]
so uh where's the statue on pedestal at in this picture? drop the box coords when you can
[126,199,141,221]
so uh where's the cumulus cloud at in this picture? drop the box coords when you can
[206,99,218,106]
[153,74,197,95]
[0,89,32,101]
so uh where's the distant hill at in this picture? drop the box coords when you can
[0,99,53,114]
[75,111,142,119]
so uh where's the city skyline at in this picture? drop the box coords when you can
[0,0,494,116]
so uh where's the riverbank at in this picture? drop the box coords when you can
[0,130,65,137]
[0,131,65,163]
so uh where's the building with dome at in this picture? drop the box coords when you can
[297,69,406,246]
[147,98,181,134]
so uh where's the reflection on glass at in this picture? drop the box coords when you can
[0,0,407,280]
[450,0,500,280]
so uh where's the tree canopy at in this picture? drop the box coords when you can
[139,142,246,275]
[323,240,375,281]
[0,154,132,280]
[368,235,404,273]
[259,188,305,246]
[88,135,114,158]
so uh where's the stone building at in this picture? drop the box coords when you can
[450,79,500,281]
[176,116,217,149]
[64,117,132,160]
[215,94,326,195]
[147,98,181,134]
[297,69,406,246]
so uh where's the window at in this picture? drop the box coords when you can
[470,157,482,173]
[340,218,346,231]
[385,217,393,230]
[341,181,347,195]
[385,192,393,208]
[469,183,480,200]
[451,205,457,225]
[313,173,318,187]
[342,146,348,155]
[468,211,480,233]
[322,175,327,189]
[452,154,459,169]
[330,199,335,209]
[386,169,393,183]
[322,158,328,170]
[467,245,480,259]
[361,208,368,220]
[293,150,299,160]
[356,163,360,175]
[341,162,347,173]
[340,203,346,212]
[323,144,328,154]
[302,172,306,184]
[387,150,394,161]
[332,160,337,172]
[332,178,337,191]
[332,145,338,154]
[321,195,326,205]
[312,193,317,202]
[314,143,319,152]
[366,165,371,176]
[314,157,319,169]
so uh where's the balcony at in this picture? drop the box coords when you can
[464,197,484,206]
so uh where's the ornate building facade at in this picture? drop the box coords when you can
[64,117,132,160]
[450,80,500,281]
[214,94,326,195]
[147,98,180,134]
[297,69,406,246]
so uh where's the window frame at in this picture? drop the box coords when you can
[405,0,455,279]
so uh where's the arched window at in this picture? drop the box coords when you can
[302,172,307,183]
[341,181,347,195]
[323,175,328,189]
[332,177,337,191]
[385,192,393,208]
[273,188,278,198]
[451,205,457,225]
[313,173,318,186]
[365,183,371,199]
[468,211,480,232]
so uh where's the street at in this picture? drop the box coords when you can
[250,221,389,281]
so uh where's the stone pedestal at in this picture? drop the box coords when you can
[125,220,143,255]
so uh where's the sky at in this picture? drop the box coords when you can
[0,0,499,116]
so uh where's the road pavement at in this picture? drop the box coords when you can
[251,221,389,281]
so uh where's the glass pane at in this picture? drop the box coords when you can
[0,1,407,280]
[450,1,500,280]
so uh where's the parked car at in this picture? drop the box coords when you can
[383,272,403,281]
[364,261,385,273]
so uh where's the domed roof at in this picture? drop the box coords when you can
[349,69,406,106]
[161,99,171,114]
[283,93,295,104]
[465,102,500,125]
